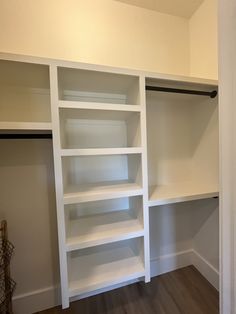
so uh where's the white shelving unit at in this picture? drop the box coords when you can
[50,64,150,308]
[0,53,219,310]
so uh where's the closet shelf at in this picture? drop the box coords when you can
[66,210,144,251]
[148,182,219,207]
[61,147,143,157]
[68,246,145,297]
[64,181,143,204]
[0,122,52,132]
[58,100,141,112]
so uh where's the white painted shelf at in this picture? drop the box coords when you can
[148,182,219,207]
[64,181,143,204]
[58,100,141,112]
[59,107,141,150]
[0,122,52,131]
[61,147,143,157]
[68,245,145,297]
[66,210,144,251]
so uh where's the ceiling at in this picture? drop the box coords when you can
[116,0,204,18]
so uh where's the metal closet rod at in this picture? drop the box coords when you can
[0,85,217,140]
[145,85,218,98]
[0,134,52,139]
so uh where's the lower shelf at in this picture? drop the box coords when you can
[149,181,219,207]
[64,181,143,204]
[67,240,145,297]
[66,210,144,251]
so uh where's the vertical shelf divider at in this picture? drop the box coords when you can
[140,75,150,282]
[49,64,70,308]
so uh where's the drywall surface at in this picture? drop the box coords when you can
[189,0,218,79]
[0,0,189,76]
[150,200,219,268]
[149,198,219,290]
[218,0,236,310]
[0,140,59,314]
[150,203,195,259]
[193,205,219,270]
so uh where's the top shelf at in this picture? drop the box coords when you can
[57,67,141,106]
[0,60,52,125]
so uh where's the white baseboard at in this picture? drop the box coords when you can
[191,249,219,290]
[150,249,193,277]
[12,286,60,314]
[12,249,219,314]
[150,249,219,291]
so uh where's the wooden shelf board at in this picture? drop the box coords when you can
[61,147,143,157]
[68,246,145,297]
[66,210,144,251]
[0,121,52,131]
[148,182,219,207]
[64,181,143,204]
[58,100,141,112]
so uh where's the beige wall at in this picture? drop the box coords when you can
[0,0,190,76]
[0,0,218,78]
[0,140,59,313]
[189,0,218,79]
[218,0,236,311]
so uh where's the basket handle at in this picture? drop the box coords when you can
[0,220,7,241]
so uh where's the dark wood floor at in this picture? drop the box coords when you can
[37,266,219,314]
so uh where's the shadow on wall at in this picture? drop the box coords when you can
[0,139,60,298]
[149,197,219,263]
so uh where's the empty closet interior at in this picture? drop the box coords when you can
[146,78,219,205]
[146,77,219,284]
[0,55,219,310]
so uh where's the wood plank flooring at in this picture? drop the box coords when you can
[37,266,219,314]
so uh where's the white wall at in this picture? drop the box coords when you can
[218,0,236,311]
[150,204,196,258]
[0,140,60,313]
[149,201,219,291]
[0,0,219,79]
[185,0,220,292]
[189,0,218,79]
[0,0,190,76]
[192,200,219,270]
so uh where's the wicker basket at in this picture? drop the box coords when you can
[0,221,15,314]
[0,238,14,271]
[0,275,16,313]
